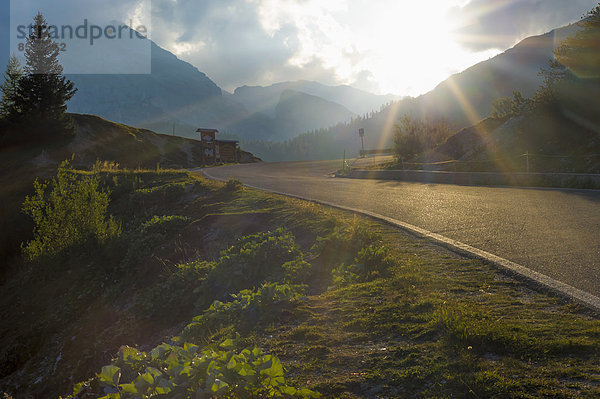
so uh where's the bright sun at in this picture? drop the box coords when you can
[257,0,501,96]
[371,3,459,95]
[360,1,501,96]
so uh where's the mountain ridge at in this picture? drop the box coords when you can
[63,38,394,142]
[233,80,399,117]
[241,21,584,161]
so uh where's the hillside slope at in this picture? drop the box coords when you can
[408,23,578,127]
[3,162,600,398]
[434,112,600,174]
[0,114,259,268]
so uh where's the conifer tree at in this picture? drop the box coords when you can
[0,55,23,119]
[15,12,77,136]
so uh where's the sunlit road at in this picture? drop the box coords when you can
[200,160,600,297]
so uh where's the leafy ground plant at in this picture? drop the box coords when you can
[180,283,298,342]
[64,336,320,398]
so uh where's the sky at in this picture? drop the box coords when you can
[3,0,599,96]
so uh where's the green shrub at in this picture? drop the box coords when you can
[282,258,312,286]
[332,263,362,287]
[65,335,320,398]
[21,160,121,261]
[182,283,297,342]
[200,228,302,304]
[91,159,120,172]
[355,243,394,280]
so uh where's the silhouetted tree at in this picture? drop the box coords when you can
[13,12,77,138]
[393,116,452,160]
[510,91,534,115]
[490,96,513,118]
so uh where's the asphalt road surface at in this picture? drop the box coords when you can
[201,160,600,297]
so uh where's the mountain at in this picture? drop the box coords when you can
[254,22,582,161]
[232,81,398,117]
[64,40,390,142]
[228,90,356,141]
[66,41,249,131]
[430,17,600,174]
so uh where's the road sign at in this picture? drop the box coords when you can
[359,128,365,157]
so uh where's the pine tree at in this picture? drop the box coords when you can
[15,12,77,135]
[0,55,24,120]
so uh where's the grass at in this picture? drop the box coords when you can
[1,167,599,398]
[188,184,600,397]
[251,240,600,398]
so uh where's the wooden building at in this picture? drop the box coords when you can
[196,128,240,165]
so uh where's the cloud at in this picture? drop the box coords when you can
[450,0,599,51]
[1,0,358,89]
[149,0,365,91]
[4,0,594,94]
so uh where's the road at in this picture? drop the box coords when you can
[200,160,600,297]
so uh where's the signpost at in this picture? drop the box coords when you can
[359,128,365,157]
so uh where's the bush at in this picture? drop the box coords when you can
[355,243,394,280]
[182,283,297,342]
[21,160,121,261]
[200,228,302,304]
[331,263,363,287]
[490,91,534,118]
[91,159,120,172]
[393,116,453,160]
[282,258,312,286]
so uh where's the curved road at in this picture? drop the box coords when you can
[200,160,600,297]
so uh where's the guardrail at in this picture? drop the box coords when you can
[347,169,600,189]
[359,149,393,156]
